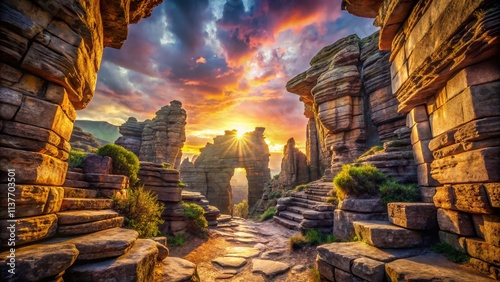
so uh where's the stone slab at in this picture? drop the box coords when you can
[65,239,158,282]
[484,215,500,247]
[388,202,437,230]
[0,242,78,282]
[338,198,386,213]
[317,242,424,273]
[252,259,290,278]
[385,253,495,281]
[352,256,385,282]
[60,198,114,211]
[433,184,496,214]
[154,257,198,282]
[333,209,388,240]
[212,257,247,268]
[57,216,124,235]
[225,247,261,259]
[466,238,500,267]
[0,214,57,247]
[437,208,475,236]
[353,220,426,249]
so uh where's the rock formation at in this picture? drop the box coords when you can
[70,126,102,152]
[276,138,309,190]
[0,1,202,281]
[287,31,408,181]
[310,0,500,280]
[115,100,186,169]
[180,128,271,214]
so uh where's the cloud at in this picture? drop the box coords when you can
[78,0,377,172]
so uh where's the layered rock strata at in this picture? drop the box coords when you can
[115,101,187,169]
[276,138,309,190]
[286,31,407,180]
[182,190,221,226]
[180,128,271,214]
[327,0,500,279]
[70,126,102,152]
[138,161,186,235]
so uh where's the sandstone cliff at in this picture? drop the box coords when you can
[287,31,409,180]
[115,100,186,169]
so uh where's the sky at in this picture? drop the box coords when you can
[79,0,377,175]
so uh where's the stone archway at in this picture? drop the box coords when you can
[180,128,271,214]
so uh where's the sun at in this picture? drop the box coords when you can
[236,130,245,139]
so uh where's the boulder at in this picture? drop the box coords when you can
[0,242,78,282]
[65,239,158,282]
[388,202,437,230]
[82,154,112,174]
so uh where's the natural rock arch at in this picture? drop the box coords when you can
[180,128,271,214]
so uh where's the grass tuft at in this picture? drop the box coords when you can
[432,242,470,264]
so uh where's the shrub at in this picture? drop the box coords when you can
[333,164,387,200]
[97,144,140,185]
[169,233,187,246]
[68,149,87,168]
[289,229,337,250]
[289,233,308,250]
[233,199,249,218]
[182,202,208,237]
[113,186,164,238]
[259,207,276,221]
[273,174,279,180]
[269,191,282,199]
[379,180,420,204]
[178,181,187,188]
[294,184,307,192]
[432,242,470,264]
[356,145,383,162]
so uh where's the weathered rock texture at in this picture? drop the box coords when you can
[286,31,409,181]
[0,0,162,188]
[333,0,500,279]
[180,128,271,214]
[115,100,186,169]
[276,138,309,190]
[70,126,102,152]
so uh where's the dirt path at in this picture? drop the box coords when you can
[169,218,318,282]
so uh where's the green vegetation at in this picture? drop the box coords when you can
[333,164,387,200]
[294,184,308,192]
[289,229,337,250]
[379,180,420,204]
[432,242,470,264]
[269,191,282,199]
[356,145,383,162]
[310,266,321,282]
[259,207,276,221]
[169,233,187,246]
[178,181,187,188]
[68,149,87,168]
[233,199,249,218]
[182,202,208,237]
[97,144,140,186]
[161,162,172,169]
[113,186,164,238]
[272,174,279,180]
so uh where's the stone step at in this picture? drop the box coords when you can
[287,205,315,215]
[278,211,303,222]
[273,216,299,230]
[57,216,125,236]
[304,189,329,196]
[57,210,119,225]
[385,253,496,281]
[46,227,139,261]
[291,196,325,206]
[154,257,199,282]
[60,198,114,211]
[63,187,98,198]
[291,192,329,202]
[388,202,437,230]
[65,239,158,282]
[353,220,427,249]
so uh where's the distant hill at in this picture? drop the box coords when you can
[74,120,121,143]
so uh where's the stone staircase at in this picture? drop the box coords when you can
[316,202,496,281]
[182,190,220,226]
[274,180,335,232]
